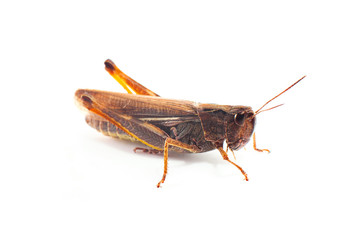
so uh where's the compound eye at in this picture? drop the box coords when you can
[234,113,245,126]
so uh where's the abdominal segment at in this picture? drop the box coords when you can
[85,113,138,142]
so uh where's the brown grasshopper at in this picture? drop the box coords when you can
[75,59,305,187]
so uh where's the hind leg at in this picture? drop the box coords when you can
[104,59,160,96]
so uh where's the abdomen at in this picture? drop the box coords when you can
[85,113,216,153]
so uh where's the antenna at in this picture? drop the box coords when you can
[255,75,306,115]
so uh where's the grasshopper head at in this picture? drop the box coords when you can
[226,107,256,151]
[227,75,306,151]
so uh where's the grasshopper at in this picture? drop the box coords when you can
[75,59,304,187]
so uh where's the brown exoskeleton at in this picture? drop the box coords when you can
[75,59,305,187]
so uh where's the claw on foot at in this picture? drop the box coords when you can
[254,148,270,153]
[156,181,163,188]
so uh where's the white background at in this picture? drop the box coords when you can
[1,1,359,239]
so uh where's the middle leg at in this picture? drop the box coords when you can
[157,138,201,188]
